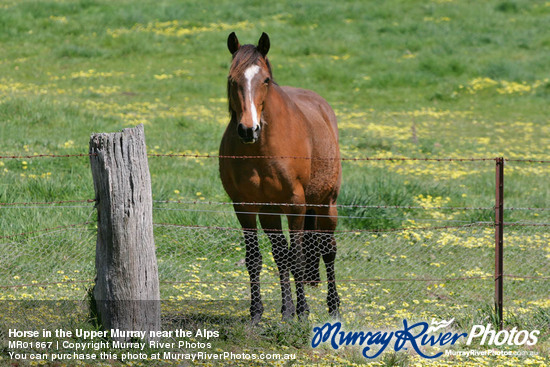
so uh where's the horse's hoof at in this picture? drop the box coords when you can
[250,309,263,325]
[297,304,310,319]
[281,310,296,321]
[328,294,340,319]
[329,308,341,320]
[250,314,262,325]
[281,304,296,321]
[250,303,264,324]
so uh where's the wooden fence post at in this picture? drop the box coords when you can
[89,124,160,341]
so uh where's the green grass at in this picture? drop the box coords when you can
[1,0,549,365]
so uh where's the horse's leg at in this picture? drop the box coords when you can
[235,207,263,324]
[317,204,340,318]
[259,210,295,320]
[285,195,309,318]
[303,209,321,285]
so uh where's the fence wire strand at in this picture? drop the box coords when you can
[148,153,498,162]
[152,199,496,211]
[0,222,94,240]
[2,151,548,163]
[0,199,95,206]
[0,153,96,159]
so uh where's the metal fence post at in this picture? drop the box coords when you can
[495,157,504,329]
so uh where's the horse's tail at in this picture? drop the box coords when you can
[303,210,321,286]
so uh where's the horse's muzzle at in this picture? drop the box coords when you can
[237,123,261,144]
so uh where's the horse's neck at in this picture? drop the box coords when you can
[260,85,311,154]
[264,84,293,126]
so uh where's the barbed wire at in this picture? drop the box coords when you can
[159,272,550,284]
[505,207,550,211]
[1,198,547,212]
[158,276,494,285]
[1,205,94,210]
[0,153,95,159]
[152,207,481,224]
[3,275,546,290]
[1,199,548,212]
[1,152,549,164]
[153,220,550,232]
[1,152,495,161]
[0,199,96,207]
[3,275,547,289]
[148,153,498,162]
[0,222,94,240]
[505,158,550,164]
[504,274,550,280]
[0,279,93,289]
[504,222,550,227]
[153,199,495,211]
[3,275,547,290]
[153,222,493,234]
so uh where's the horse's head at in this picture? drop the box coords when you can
[227,32,273,144]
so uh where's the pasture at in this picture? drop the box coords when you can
[1,0,549,365]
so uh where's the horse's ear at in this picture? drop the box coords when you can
[227,32,240,55]
[257,32,270,57]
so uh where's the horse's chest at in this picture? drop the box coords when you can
[226,164,287,202]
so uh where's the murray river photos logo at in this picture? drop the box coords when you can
[311,319,540,360]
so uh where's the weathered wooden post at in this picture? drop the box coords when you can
[89,124,160,341]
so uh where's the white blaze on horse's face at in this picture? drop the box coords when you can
[244,65,261,130]
[234,64,263,144]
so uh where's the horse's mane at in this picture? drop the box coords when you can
[228,44,273,82]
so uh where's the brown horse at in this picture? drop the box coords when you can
[219,32,341,323]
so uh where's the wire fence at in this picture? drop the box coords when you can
[1,153,549,332]
[1,151,548,163]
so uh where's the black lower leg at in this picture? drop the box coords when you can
[323,249,340,317]
[245,230,263,323]
[269,232,295,319]
[291,232,310,317]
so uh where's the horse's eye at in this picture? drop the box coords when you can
[264,78,270,84]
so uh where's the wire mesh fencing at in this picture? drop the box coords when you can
[0,210,502,331]
[501,224,550,329]
[153,222,499,327]
[0,222,96,334]
[1,154,548,335]
[0,224,96,297]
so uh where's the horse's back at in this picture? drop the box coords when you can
[281,86,338,138]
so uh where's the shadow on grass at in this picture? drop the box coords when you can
[161,301,314,349]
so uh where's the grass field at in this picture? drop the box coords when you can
[1,0,549,365]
